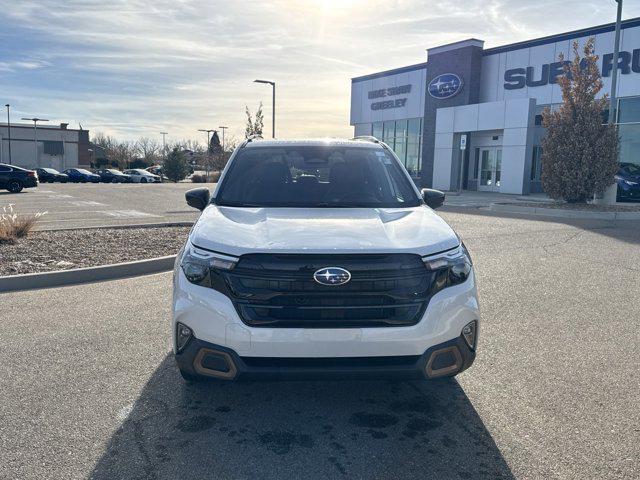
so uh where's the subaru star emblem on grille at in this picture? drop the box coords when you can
[313,267,351,286]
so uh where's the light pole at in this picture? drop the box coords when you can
[22,117,49,168]
[218,126,228,151]
[254,79,275,138]
[5,104,12,165]
[198,128,214,151]
[609,0,623,126]
[160,132,168,162]
[198,128,215,180]
[598,0,623,204]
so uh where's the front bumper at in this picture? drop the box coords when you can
[175,334,476,381]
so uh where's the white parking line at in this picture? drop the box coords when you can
[103,210,160,218]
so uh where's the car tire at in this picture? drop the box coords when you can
[179,368,202,383]
[111,177,119,183]
[7,180,23,193]
[140,177,147,184]
[80,178,87,183]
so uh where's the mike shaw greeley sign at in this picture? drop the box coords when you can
[368,84,411,110]
[504,47,640,90]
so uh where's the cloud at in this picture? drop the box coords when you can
[0,0,638,143]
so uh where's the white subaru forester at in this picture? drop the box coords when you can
[173,137,479,382]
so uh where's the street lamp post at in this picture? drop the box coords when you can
[198,129,215,181]
[5,104,12,165]
[198,128,214,151]
[218,126,228,151]
[160,132,168,161]
[609,0,623,126]
[21,117,49,168]
[253,79,275,138]
[598,0,623,205]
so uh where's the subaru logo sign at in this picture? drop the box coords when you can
[313,267,351,286]
[428,73,463,99]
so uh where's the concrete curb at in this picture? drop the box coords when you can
[490,203,640,220]
[0,255,177,294]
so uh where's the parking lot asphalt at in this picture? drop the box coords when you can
[0,182,534,231]
[2,210,639,479]
[0,182,207,229]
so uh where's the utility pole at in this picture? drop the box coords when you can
[160,132,168,161]
[254,79,276,138]
[218,126,228,151]
[22,117,49,168]
[5,104,12,164]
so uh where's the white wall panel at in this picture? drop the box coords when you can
[350,67,427,125]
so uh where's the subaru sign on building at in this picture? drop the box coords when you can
[350,18,640,195]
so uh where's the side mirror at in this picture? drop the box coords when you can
[421,188,445,209]
[185,187,210,211]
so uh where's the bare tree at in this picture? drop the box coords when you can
[135,137,161,165]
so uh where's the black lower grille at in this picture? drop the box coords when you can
[214,254,436,328]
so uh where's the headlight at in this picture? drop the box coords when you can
[180,243,238,287]
[422,243,473,294]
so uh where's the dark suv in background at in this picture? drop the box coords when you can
[0,163,39,193]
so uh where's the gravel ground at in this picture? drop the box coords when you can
[502,201,640,211]
[0,226,191,276]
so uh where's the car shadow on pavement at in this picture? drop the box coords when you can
[90,354,514,480]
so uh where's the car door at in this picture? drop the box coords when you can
[0,165,11,187]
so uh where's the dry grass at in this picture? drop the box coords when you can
[0,204,47,245]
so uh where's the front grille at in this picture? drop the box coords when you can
[215,254,436,328]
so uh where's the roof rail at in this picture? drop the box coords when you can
[352,135,380,143]
[240,134,263,148]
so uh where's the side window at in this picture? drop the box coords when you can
[0,165,12,172]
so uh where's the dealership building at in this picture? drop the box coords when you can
[0,123,90,171]
[350,17,640,194]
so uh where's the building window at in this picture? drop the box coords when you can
[534,115,543,126]
[616,97,640,168]
[617,97,640,124]
[382,120,395,147]
[43,141,64,155]
[372,122,383,140]
[406,118,422,176]
[373,118,424,177]
[531,146,543,181]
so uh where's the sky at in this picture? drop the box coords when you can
[1,0,639,146]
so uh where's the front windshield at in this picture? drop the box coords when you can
[77,169,92,174]
[43,168,58,173]
[216,145,421,208]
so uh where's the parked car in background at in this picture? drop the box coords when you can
[123,169,161,183]
[95,169,131,183]
[145,165,164,182]
[36,168,69,183]
[616,162,640,201]
[0,163,39,193]
[63,168,101,183]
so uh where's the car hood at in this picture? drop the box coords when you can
[189,206,459,257]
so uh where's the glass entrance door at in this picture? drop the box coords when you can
[479,148,502,192]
